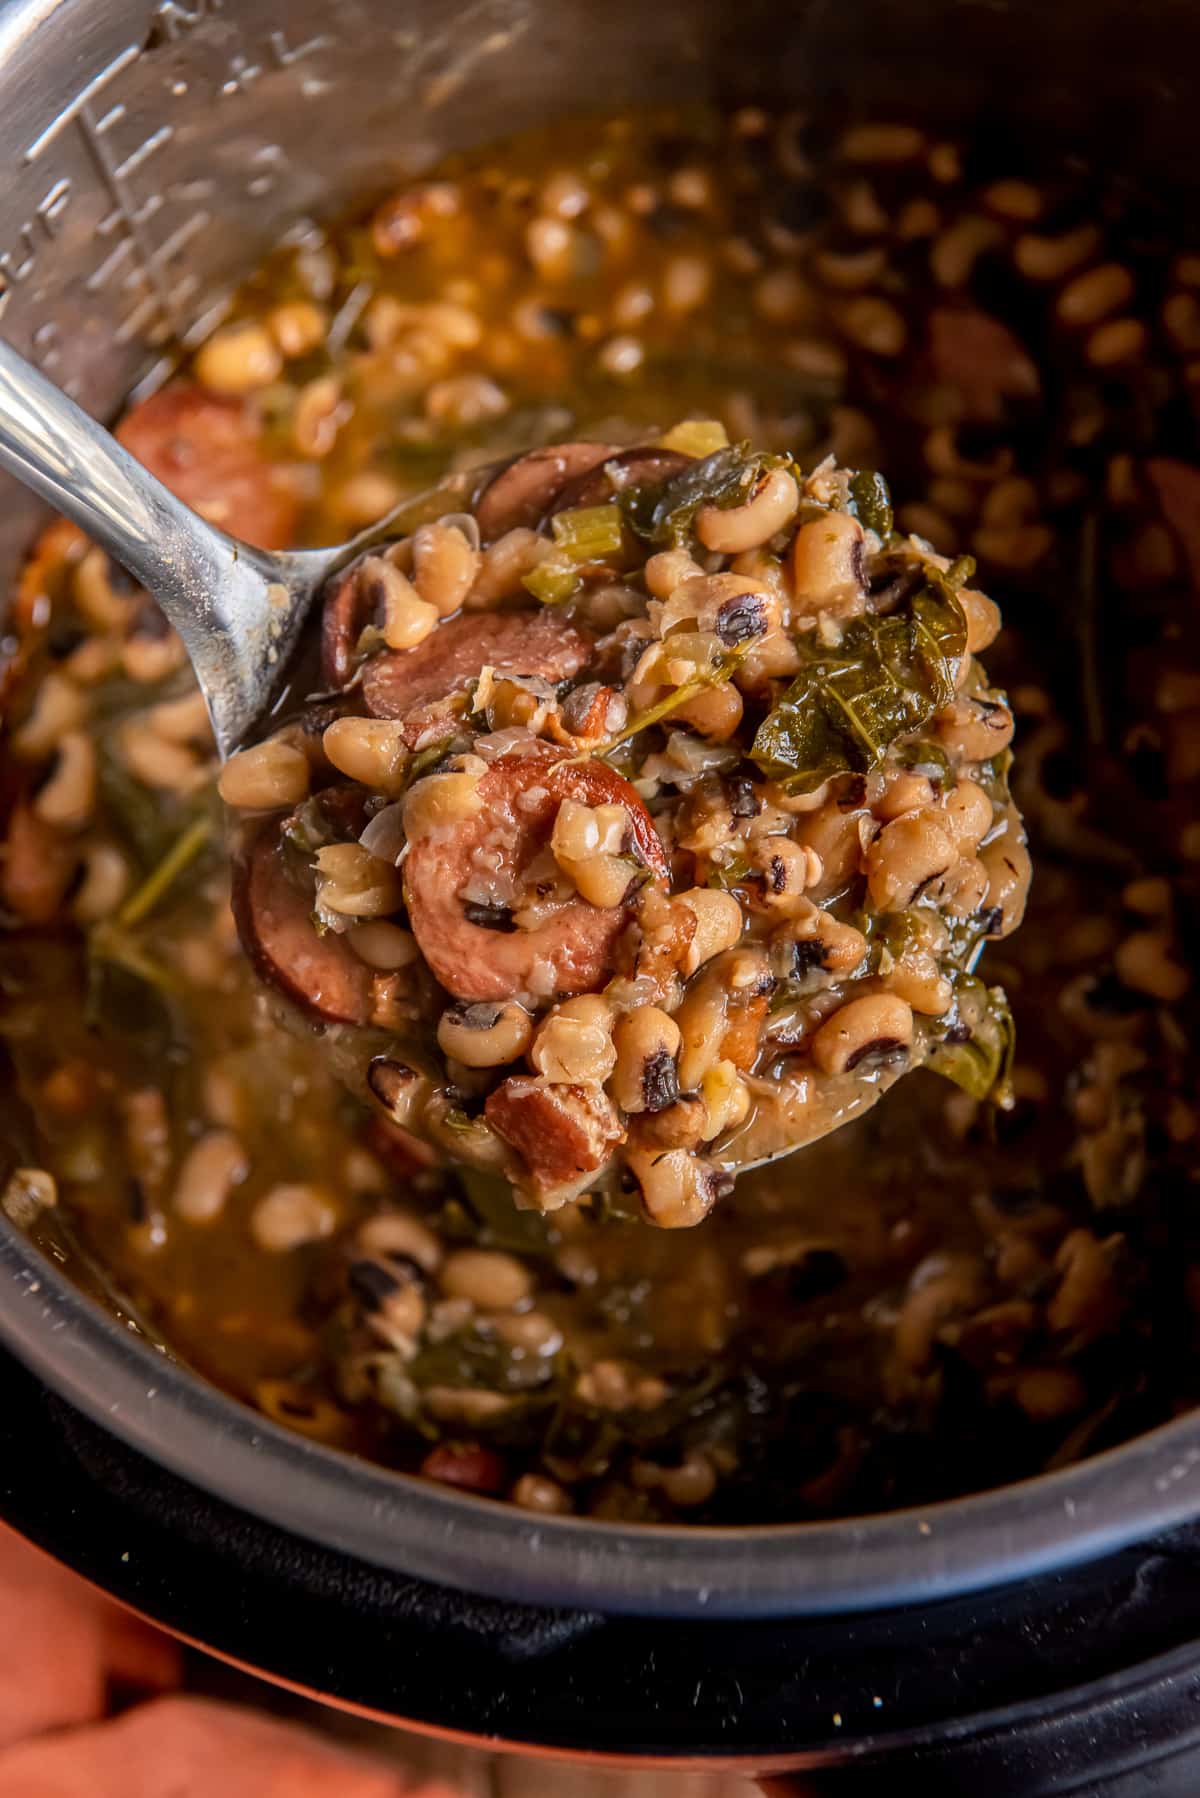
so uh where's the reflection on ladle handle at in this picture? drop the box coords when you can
[0,338,302,756]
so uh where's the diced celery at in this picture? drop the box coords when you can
[522,555,583,605]
[656,418,730,457]
[550,504,625,561]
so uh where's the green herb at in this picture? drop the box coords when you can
[439,1167,555,1258]
[926,980,1015,1105]
[116,815,211,930]
[86,813,215,1010]
[751,574,968,792]
[708,852,752,891]
[621,444,782,546]
[896,738,955,781]
[593,646,748,761]
[551,504,625,560]
[848,469,894,539]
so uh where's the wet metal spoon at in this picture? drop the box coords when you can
[0,339,468,759]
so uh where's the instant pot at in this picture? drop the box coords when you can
[3,0,1200,1789]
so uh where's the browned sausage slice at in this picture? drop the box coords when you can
[548,446,692,513]
[360,610,592,741]
[117,383,300,550]
[231,823,373,1027]
[404,749,668,1003]
[473,441,619,540]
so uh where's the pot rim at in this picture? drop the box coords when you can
[3,1216,1199,1617]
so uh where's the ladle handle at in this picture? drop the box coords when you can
[0,338,288,754]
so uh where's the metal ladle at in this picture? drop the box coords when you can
[0,338,461,757]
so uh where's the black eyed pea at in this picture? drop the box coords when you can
[933,694,1015,762]
[626,1144,732,1229]
[940,778,994,849]
[412,518,482,618]
[512,1473,573,1513]
[772,900,868,978]
[403,759,486,834]
[437,999,534,1068]
[790,510,867,618]
[644,547,706,599]
[172,1129,249,1223]
[675,947,773,1091]
[674,887,744,974]
[1114,930,1191,1003]
[313,843,404,918]
[347,920,418,971]
[699,1057,751,1138]
[695,466,800,554]
[958,587,1002,654]
[812,992,914,1075]
[366,1057,433,1130]
[874,772,935,822]
[440,1246,533,1310]
[250,1182,339,1252]
[658,571,779,644]
[930,854,990,918]
[673,677,744,740]
[194,320,283,395]
[610,1005,682,1113]
[980,829,1033,937]
[746,834,822,916]
[635,1093,712,1151]
[529,994,616,1083]
[358,1207,443,1272]
[354,553,438,650]
[322,716,411,797]
[218,736,310,809]
[880,954,953,1017]
[865,813,956,912]
[33,732,96,830]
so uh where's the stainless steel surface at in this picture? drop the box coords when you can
[2,0,1200,1618]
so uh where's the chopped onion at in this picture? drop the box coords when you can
[359,802,407,863]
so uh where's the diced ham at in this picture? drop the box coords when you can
[231,822,373,1027]
[484,1077,624,1203]
[927,308,1040,419]
[473,441,619,540]
[359,610,592,743]
[403,748,667,1003]
[117,384,299,550]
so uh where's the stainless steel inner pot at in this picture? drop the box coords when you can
[3,0,1200,1620]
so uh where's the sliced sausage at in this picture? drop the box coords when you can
[360,609,592,743]
[484,1076,624,1203]
[926,308,1040,419]
[231,822,373,1027]
[1147,458,1200,591]
[549,446,692,513]
[117,383,299,550]
[404,749,667,1003]
[473,441,618,540]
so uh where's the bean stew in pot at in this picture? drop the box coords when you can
[0,108,1197,1524]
